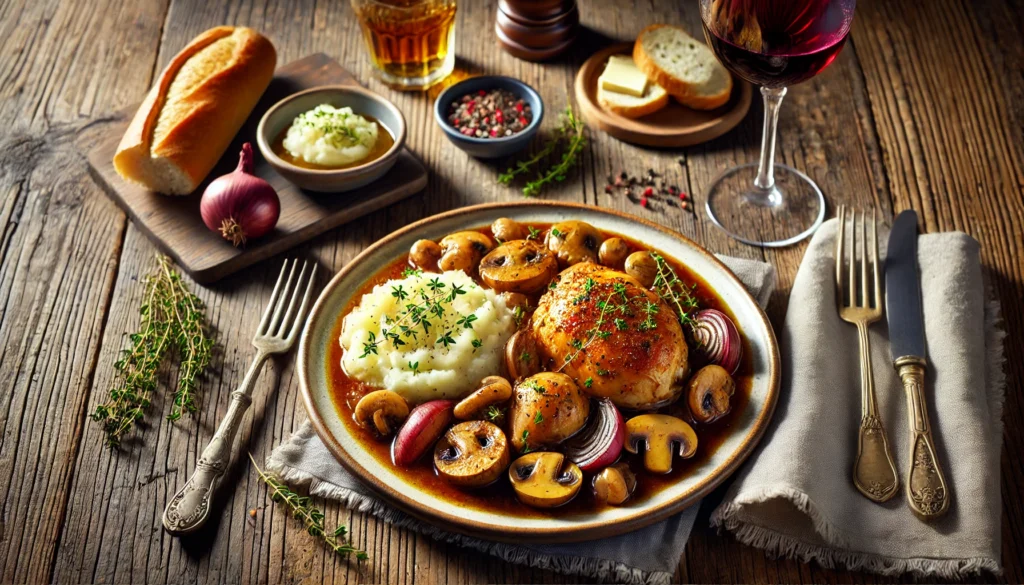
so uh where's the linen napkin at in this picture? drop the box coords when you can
[268,254,776,585]
[712,219,1005,578]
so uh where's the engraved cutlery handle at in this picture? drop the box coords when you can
[163,352,268,535]
[852,323,899,502]
[896,356,951,519]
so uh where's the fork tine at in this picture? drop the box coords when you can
[871,209,881,310]
[275,260,309,337]
[860,210,869,308]
[286,263,318,343]
[836,205,846,306]
[267,259,299,337]
[258,260,291,336]
[847,209,857,308]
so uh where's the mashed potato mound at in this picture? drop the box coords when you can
[340,270,515,403]
[283,104,379,167]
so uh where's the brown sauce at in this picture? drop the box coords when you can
[326,224,753,518]
[272,115,395,170]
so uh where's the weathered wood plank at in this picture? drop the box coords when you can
[0,0,167,582]
[851,1,1024,584]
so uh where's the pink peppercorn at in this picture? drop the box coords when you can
[643,187,654,197]
[678,192,688,200]
[495,109,504,123]
[640,197,649,208]
[478,89,486,96]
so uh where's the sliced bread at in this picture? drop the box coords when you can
[633,24,732,110]
[598,80,669,118]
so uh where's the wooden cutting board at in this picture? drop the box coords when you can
[88,53,428,284]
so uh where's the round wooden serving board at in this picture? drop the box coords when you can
[575,43,752,147]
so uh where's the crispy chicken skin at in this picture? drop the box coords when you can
[530,263,689,409]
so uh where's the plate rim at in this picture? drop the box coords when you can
[297,200,780,542]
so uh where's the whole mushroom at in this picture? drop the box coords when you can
[624,251,658,288]
[687,365,736,424]
[434,421,510,488]
[479,240,558,294]
[592,462,637,506]
[504,330,541,381]
[599,237,630,269]
[508,451,583,508]
[353,390,409,437]
[545,221,603,267]
[491,217,527,242]
[409,239,442,272]
[624,414,698,474]
[438,231,494,273]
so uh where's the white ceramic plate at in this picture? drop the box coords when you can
[298,201,779,542]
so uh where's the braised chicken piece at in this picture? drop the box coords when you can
[530,263,688,410]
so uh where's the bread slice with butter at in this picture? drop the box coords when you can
[597,55,669,118]
[633,24,732,110]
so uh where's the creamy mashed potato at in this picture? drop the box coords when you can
[282,104,379,167]
[340,270,515,403]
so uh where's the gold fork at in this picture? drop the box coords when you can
[836,206,899,503]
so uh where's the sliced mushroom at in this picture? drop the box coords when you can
[434,421,510,488]
[353,390,409,437]
[599,237,630,269]
[545,221,603,267]
[438,231,494,273]
[592,462,637,506]
[454,376,513,420]
[624,251,658,288]
[687,365,736,424]
[504,329,541,381]
[491,217,527,242]
[410,239,442,272]
[510,372,590,452]
[508,452,583,508]
[479,240,558,294]
[624,414,698,474]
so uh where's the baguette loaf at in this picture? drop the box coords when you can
[633,24,732,110]
[114,26,276,195]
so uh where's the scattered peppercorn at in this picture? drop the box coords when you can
[643,186,654,197]
[447,88,532,139]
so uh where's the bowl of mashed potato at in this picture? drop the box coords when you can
[257,85,406,192]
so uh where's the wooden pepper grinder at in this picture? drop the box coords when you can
[496,0,580,61]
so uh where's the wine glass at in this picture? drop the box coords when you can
[699,0,856,247]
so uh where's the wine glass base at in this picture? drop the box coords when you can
[705,162,826,247]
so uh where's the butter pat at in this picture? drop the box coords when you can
[598,55,649,97]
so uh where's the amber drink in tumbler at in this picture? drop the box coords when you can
[352,0,457,91]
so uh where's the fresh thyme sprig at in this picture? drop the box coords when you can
[359,276,470,358]
[498,107,587,197]
[651,252,700,327]
[91,255,214,448]
[249,454,368,560]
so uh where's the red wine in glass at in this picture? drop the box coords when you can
[702,0,855,87]
[699,0,855,247]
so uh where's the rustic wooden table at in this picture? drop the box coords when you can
[0,0,1020,583]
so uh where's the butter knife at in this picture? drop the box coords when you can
[884,210,950,519]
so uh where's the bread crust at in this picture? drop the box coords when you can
[114,27,277,195]
[598,86,669,119]
[633,24,732,111]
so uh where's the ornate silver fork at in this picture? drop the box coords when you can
[835,206,899,503]
[163,259,318,535]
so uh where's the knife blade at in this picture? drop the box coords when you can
[885,210,925,360]
[884,209,951,519]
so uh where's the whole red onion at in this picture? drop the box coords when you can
[200,143,280,247]
[691,309,742,374]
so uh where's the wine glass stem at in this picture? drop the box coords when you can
[754,86,788,194]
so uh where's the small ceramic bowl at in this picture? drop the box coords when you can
[434,76,543,159]
[257,85,406,193]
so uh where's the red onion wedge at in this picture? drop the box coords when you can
[691,309,742,375]
[563,398,625,472]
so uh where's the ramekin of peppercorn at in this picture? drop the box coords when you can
[433,76,544,158]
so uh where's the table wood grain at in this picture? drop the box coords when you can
[0,0,1020,583]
